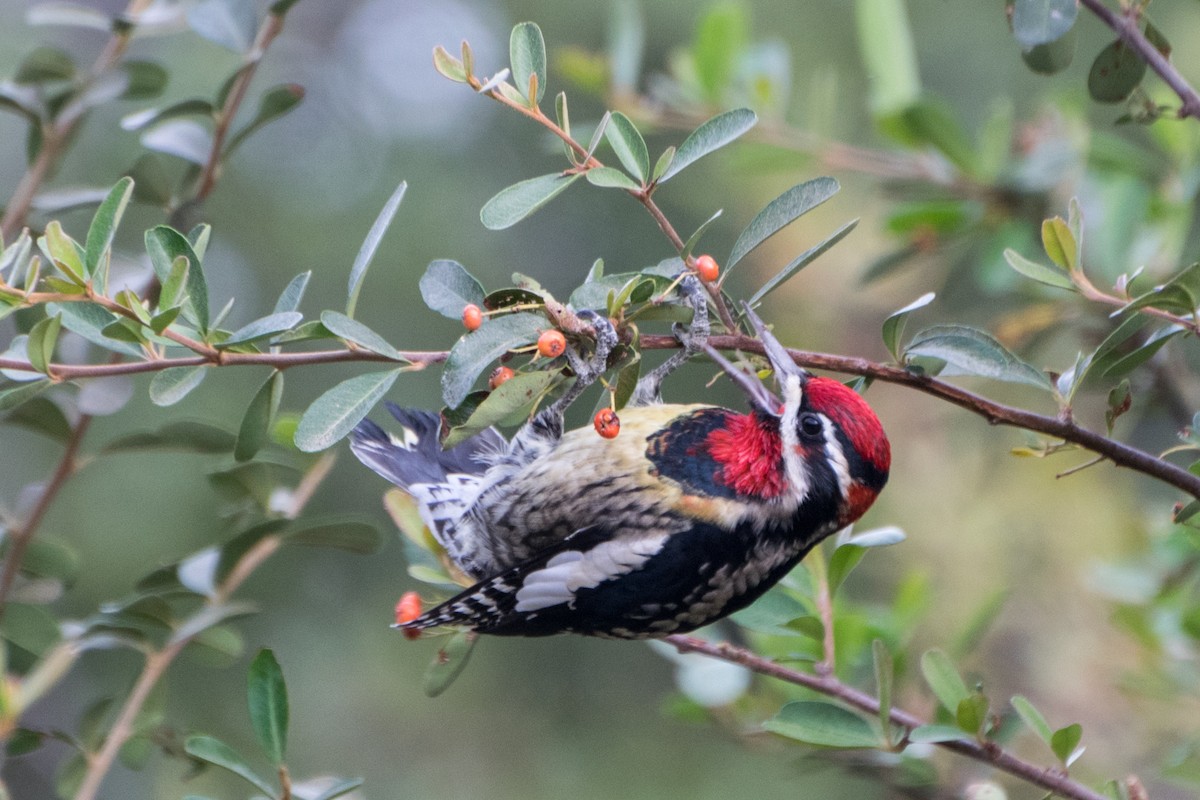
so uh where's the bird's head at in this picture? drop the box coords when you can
[704,306,890,526]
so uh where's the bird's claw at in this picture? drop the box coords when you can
[631,272,710,406]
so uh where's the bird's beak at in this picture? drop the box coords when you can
[702,303,808,418]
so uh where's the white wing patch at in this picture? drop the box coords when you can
[514,535,669,613]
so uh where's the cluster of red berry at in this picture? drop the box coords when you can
[454,255,719,442]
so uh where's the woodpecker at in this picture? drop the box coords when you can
[351,280,889,639]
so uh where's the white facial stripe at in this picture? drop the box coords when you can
[777,374,809,503]
[513,535,668,613]
[821,419,852,499]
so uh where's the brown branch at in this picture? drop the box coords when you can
[0,0,156,239]
[1079,0,1200,121]
[188,9,289,213]
[72,448,330,800]
[3,328,1194,498]
[0,414,92,618]
[665,635,1110,800]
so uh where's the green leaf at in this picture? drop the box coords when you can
[1050,722,1083,765]
[881,292,935,362]
[956,692,988,734]
[225,84,304,156]
[1118,262,1200,316]
[149,366,208,406]
[1021,27,1077,74]
[920,648,969,713]
[908,724,969,743]
[651,146,675,182]
[433,45,468,82]
[442,370,558,448]
[247,649,288,766]
[4,396,72,441]
[273,271,311,315]
[424,630,478,697]
[15,46,75,84]
[480,173,583,230]
[145,226,208,333]
[120,60,168,100]
[1099,325,1184,379]
[441,312,547,409]
[309,778,366,800]
[184,735,276,796]
[872,640,893,739]
[1040,217,1077,272]
[509,22,547,105]
[83,177,133,281]
[320,311,404,360]
[730,587,808,635]
[585,166,641,190]
[878,99,976,174]
[418,260,486,319]
[1003,248,1075,291]
[234,371,283,462]
[26,3,112,30]
[26,313,62,375]
[827,543,866,596]
[1012,0,1078,47]
[1088,40,1147,104]
[748,218,858,305]
[905,325,1052,390]
[604,112,649,183]
[141,118,214,164]
[680,209,723,262]
[187,0,258,52]
[660,108,757,183]
[1011,695,1052,744]
[41,221,85,285]
[102,421,235,453]
[346,180,407,319]
[693,3,747,102]
[727,178,839,275]
[294,369,404,452]
[287,520,383,554]
[854,0,920,116]
[764,701,879,748]
[221,311,304,347]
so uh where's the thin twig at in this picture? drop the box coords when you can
[72,448,326,800]
[188,9,289,214]
[0,0,156,239]
[1079,0,1200,121]
[0,414,92,618]
[665,635,1110,800]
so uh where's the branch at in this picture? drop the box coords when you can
[2,328,1194,498]
[1079,0,1200,121]
[0,0,156,239]
[665,635,1111,800]
[186,9,289,218]
[71,452,330,800]
[0,414,92,618]
[649,332,1200,500]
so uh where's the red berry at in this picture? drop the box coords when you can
[395,591,423,640]
[694,254,719,283]
[594,408,620,439]
[462,304,483,331]
[537,329,567,358]
[488,366,515,390]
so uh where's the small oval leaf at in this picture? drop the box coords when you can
[480,173,582,230]
[294,369,403,452]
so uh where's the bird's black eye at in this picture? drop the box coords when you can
[799,413,823,438]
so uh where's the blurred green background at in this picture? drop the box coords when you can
[2,1,1199,798]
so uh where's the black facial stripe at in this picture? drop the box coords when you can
[830,426,888,492]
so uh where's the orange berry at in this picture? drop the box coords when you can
[593,408,620,439]
[395,591,423,640]
[462,304,483,331]
[694,254,719,283]
[488,366,515,390]
[537,329,567,358]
